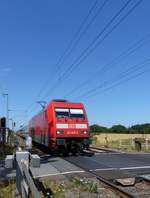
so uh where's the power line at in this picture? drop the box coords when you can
[86,67,150,100]
[81,59,150,98]
[54,0,99,70]
[56,0,109,77]
[76,58,150,99]
[58,0,134,80]
[42,0,132,98]
[64,32,150,97]
[23,0,102,120]
[42,0,142,100]
[62,0,143,80]
[37,0,99,98]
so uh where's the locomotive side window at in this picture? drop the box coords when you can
[70,109,84,118]
[55,108,69,118]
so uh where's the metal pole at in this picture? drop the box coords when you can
[6,94,9,129]
[3,93,9,142]
[3,93,9,129]
[9,118,14,131]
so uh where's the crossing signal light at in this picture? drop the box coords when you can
[1,117,6,128]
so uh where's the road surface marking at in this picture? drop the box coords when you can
[120,166,150,170]
[91,166,150,172]
[33,170,85,178]
[90,168,116,171]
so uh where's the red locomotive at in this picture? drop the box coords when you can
[29,100,90,153]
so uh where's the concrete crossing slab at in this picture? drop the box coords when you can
[30,157,84,179]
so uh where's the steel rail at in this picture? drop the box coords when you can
[63,157,141,198]
[89,145,120,153]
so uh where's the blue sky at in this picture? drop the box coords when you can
[0,0,150,129]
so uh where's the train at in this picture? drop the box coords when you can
[29,99,90,154]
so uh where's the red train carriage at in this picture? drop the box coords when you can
[29,100,90,153]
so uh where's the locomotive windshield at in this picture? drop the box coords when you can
[55,108,84,118]
[70,109,84,118]
[55,108,69,118]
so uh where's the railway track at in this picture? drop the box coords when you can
[17,134,108,156]
[90,145,121,153]
[17,133,117,154]
[63,156,150,198]
[17,135,150,197]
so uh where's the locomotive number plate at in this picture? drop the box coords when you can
[67,131,78,135]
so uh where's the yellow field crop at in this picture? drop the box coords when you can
[94,133,150,143]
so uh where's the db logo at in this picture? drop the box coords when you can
[68,124,75,128]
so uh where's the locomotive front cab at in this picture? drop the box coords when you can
[52,103,90,152]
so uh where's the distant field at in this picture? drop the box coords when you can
[92,133,150,151]
[93,133,150,143]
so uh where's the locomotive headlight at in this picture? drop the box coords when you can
[56,131,60,134]
[81,131,87,134]
[57,130,64,134]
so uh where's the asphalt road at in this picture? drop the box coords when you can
[66,152,150,169]
[65,152,150,179]
[1,152,150,180]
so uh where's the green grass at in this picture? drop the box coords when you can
[0,180,20,198]
[71,177,98,193]
[42,177,100,198]
[43,180,65,198]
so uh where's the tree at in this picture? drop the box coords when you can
[129,123,150,134]
[110,125,127,133]
[90,123,150,134]
[90,124,108,134]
